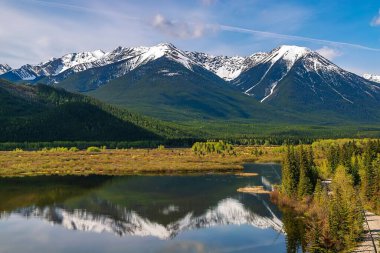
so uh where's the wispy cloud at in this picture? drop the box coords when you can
[316,46,342,60]
[218,25,380,51]
[1,0,379,75]
[371,9,380,26]
[152,14,216,39]
[15,0,380,52]
[148,13,380,52]
[26,0,140,20]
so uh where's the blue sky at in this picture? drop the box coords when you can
[1,0,379,75]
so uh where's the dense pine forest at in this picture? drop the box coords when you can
[275,139,380,252]
[1,79,380,150]
[0,79,195,143]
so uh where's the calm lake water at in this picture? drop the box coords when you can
[0,163,299,253]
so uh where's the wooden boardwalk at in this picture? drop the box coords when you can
[352,211,380,253]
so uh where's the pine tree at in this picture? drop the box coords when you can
[329,166,363,250]
[290,146,300,197]
[307,146,318,189]
[313,179,323,203]
[327,145,339,173]
[282,146,293,196]
[362,148,376,200]
[298,146,313,198]
[350,156,360,185]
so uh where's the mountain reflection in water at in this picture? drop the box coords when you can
[13,197,283,239]
[0,164,292,253]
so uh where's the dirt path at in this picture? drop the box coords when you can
[352,211,380,253]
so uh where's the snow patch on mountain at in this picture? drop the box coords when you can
[363,74,380,83]
[186,51,268,81]
[161,205,179,215]
[260,80,281,103]
[186,52,246,81]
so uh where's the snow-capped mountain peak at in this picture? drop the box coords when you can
[363,73,380,83]
[0,64,11,74]
[266,45,311,70]
[135,43,195,70]
[235,45,313,101]
[231,44,380,107]
[60,50,106,66]
[45,49,106,75]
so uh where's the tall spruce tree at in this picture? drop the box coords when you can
[282,146,294,196]
[282,146,299,197]
[327,145,339,173]
[329,166,363,250]
[298,146,313,198]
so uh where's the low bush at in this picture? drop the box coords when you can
[87,146,101,152]
[192,141,233,155]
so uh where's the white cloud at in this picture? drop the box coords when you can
[0,1,157,67]
[316,46,342,60]
[152,14,215,39]
[371,10,380,26]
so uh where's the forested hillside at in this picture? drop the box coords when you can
[0,79,190,142]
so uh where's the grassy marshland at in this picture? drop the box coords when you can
[1,139,377,177]
[0,145,284,177]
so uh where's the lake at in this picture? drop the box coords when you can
[0,163,300,253]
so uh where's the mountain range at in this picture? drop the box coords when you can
[1,43,380,124]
